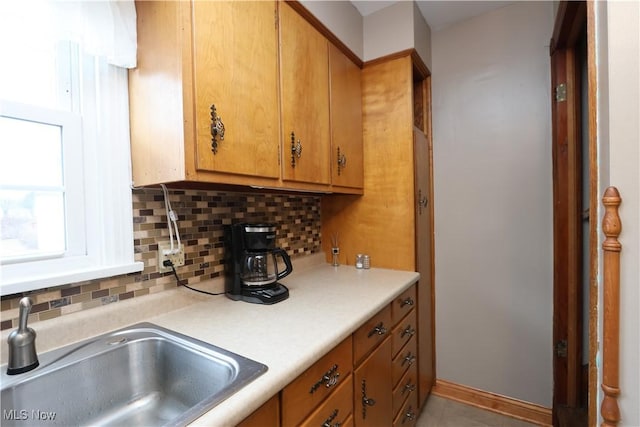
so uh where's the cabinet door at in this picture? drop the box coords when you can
[354,338,392,427]
[329,44,363,190]
[192,1,280,179]
[279,2,331,185]
[414,128,435,405]
[237,394,280,427]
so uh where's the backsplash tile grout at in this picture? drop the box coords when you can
[0,188,322,330]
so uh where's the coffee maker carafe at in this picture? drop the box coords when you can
[225,223,292,304]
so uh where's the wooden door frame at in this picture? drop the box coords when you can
[550,1,598,425]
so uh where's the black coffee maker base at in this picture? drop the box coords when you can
[227,283,289,305]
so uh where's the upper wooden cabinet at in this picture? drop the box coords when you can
[329,44,364,191]
[192,1,280,179]
[279,2,331,186]
[130,1,362,194]
[129,1,281,187]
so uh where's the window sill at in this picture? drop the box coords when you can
[0,262,144,296]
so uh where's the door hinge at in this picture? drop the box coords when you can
[555,339,568,358]
[555,83,567,102]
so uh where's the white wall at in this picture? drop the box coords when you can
[299,0,363,59]
[432,1,554,407]
[299,1,432,69]
[363,1,414,61]
[413,1,432,69]
[596,1,640,425]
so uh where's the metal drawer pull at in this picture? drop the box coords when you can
[403,407,417,423]
[367,322,387,338]
[322,409,341,427]
[400,297,414,308]
[402,381,416,395]
[210,104,225,154]
[402,352,416,367]
[401,325,416,338]
[310,364,340,394]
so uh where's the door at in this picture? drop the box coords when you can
[550,1,589,425]
[414,127,434,406]
[193,1,280,178]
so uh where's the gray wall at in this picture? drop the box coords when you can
[299,0,364,59]
[431,1,554,407]
[300,0,432,69]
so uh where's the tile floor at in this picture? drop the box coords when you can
[416,395,538,427]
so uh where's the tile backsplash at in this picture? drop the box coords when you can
[0,188,322,330]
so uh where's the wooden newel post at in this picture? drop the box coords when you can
[600,186,622,427]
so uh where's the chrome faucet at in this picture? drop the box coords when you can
[7,297,39,375]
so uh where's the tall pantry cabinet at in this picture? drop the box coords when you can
[321,52,435,409]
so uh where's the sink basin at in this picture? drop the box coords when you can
[0,322,267,426]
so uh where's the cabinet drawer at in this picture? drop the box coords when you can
[392,309,417,357]
[392,361,418,417]
[391,285,417,325]
[392,335,417,387]
[353,305,391,364]
[300,374,353,427]
[282,336,353,426]
[392,391,419,427]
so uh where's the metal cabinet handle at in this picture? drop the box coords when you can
[361,379,376,420]
[210,104,225,154]
[403,407,417,423]
[322,409,341,427]
[401,324,416,339]
[337,147,347,175]
[400,297,414,308]
[310,364,340,393]
[417,189,428,214]
[367,322,387,338]
[363,396,376,406]
[402,351,416,367]
[290,131,302,167]
[402,381,417,395]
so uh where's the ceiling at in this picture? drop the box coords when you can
[351,1,514,32]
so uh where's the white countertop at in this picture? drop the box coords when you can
[1,255,419,426]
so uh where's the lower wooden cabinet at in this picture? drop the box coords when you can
[239,284,421,427]
[392,392,419,427]
[392,360,418,416]
[354,338,392,427]
[281,336,353,426]
[392,334,417,387]
[301,374,353,427]
[237,394,280,427]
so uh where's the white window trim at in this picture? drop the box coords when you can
[0,77,143,295]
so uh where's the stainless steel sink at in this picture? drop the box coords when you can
[0,322,267,426]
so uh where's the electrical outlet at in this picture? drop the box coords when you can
[158,242,185,273]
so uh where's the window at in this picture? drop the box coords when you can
[0,0,142,295]
[1,104,83,263]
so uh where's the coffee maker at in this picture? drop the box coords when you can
[225,223,292,304]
